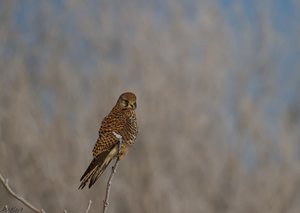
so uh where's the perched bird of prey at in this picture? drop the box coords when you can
[79,92,138,189]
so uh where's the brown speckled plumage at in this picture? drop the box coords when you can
[79,92,138,189]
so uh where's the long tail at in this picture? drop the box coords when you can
[78,146,118,189]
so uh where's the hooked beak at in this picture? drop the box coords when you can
[130,102,137,109]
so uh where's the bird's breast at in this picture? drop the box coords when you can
[122,115,137,146]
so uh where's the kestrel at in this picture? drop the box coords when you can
[79,92,138,189]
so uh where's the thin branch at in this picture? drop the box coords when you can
[102,132,122,213]
[85,200,92,213]
[0,174,46,213]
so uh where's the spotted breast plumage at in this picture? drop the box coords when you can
[79,92,138,189]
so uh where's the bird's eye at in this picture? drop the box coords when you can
[123,100,129,106]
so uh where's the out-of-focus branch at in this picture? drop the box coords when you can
[85,200,92,213]
[1,173,92,213]
[4,205,9,213]
[0,174,46,213]
[102,132,122,213]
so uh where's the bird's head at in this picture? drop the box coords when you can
[117,92,137,110]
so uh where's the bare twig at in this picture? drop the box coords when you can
[102,132,122,213]
[0,174,46,213]
[85,200,92,213]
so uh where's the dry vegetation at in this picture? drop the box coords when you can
[1,0,300,212]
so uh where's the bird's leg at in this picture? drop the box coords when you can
[116,142,121,161]
[112,132,122,160]
[103,132,123,213]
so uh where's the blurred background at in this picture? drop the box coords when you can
[1,0,300,212]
